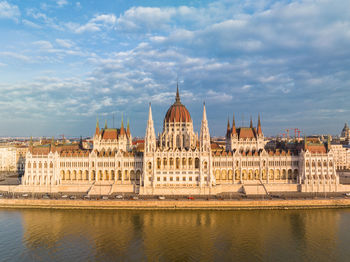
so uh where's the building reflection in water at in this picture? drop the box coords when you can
[20,208,345,261]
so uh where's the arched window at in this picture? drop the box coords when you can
[176,135,180,148]
[157,158,161,169]
[176,158,180,169]
[195,158,200,169]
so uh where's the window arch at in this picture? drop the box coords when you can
[195,158,200,169]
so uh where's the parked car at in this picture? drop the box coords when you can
[187,196,194,200]
[42,194,50,199]
[0,194,3,198]
[158,196,166,200]
[22,193,29,197]
[102,196,109,200]
[345,193,350,197]
[132,196,139,200]
[115,195,123,199]
[69,195,76,200]
[84,195,90,199]
[61,195,68,199]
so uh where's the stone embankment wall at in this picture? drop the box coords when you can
[1,198,350,210]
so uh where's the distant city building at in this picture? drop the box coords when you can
[0,146,17,172]
[22,88,339,194]
[341,123,350,142]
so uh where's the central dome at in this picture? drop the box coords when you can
[164,87,192,123]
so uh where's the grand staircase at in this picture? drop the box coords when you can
[242,180,269,196]
[88,181,113,196]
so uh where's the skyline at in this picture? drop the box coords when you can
[0,0,349,137]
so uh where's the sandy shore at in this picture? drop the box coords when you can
[1,198,350,210]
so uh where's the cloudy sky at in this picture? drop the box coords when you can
[0,0,349,138]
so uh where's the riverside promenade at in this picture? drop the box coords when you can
[1,198,350,210]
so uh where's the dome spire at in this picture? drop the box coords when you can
[175,81,180,103]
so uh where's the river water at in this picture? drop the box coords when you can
[0,208,350,262]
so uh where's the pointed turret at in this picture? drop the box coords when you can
[126,117,130,137]
[200,102,210,152]
[231,113,237,135]
[250,116,253,128]
[120,114,125,136]
[104,119,107,129]
[95,117,100,135]
[145,103,156,152]
[257,114,262,135]
[226,117,230,137]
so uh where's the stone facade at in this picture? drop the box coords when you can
[21,89,339,194]
[0,146,17,172]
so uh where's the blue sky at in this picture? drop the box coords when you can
[0,0,349,138]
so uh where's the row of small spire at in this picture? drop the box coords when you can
[95,115,131,136]
[227,114,262,136]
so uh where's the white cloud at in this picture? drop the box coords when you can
[0,1,20,22]
[22,19,41,28]
[33,40,53,49]
[69,14,116,33]
[57,0,68,7]
[26,8,61,30]
[56,39,74,48]
[0,51,30,61]
[117,7,175,32]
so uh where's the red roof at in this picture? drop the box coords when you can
[237,127,256,139]
[164,89,191,123]
[306,144,327,154]
[101,129,118,140]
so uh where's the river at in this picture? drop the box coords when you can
[0,208,349,261]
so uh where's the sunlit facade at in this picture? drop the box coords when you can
[22,88,339,194]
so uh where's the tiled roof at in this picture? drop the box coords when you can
[101,128,119,140]
[237,127,256,139]
[306,144,327,154]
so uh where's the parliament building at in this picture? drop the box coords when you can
[21,88,340,195]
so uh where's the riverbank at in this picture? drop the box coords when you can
[1,198,350,210]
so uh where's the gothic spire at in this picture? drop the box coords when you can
[127,117,130,137]
[231,113,236,135]
[257,114,262,135]
[226,116,230,137]
[104,119,107,129]
[95,117,100,135]
[120,113,125,136]
[200,102,210,152]
[145,103,156,152]
[250,116,253,128]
